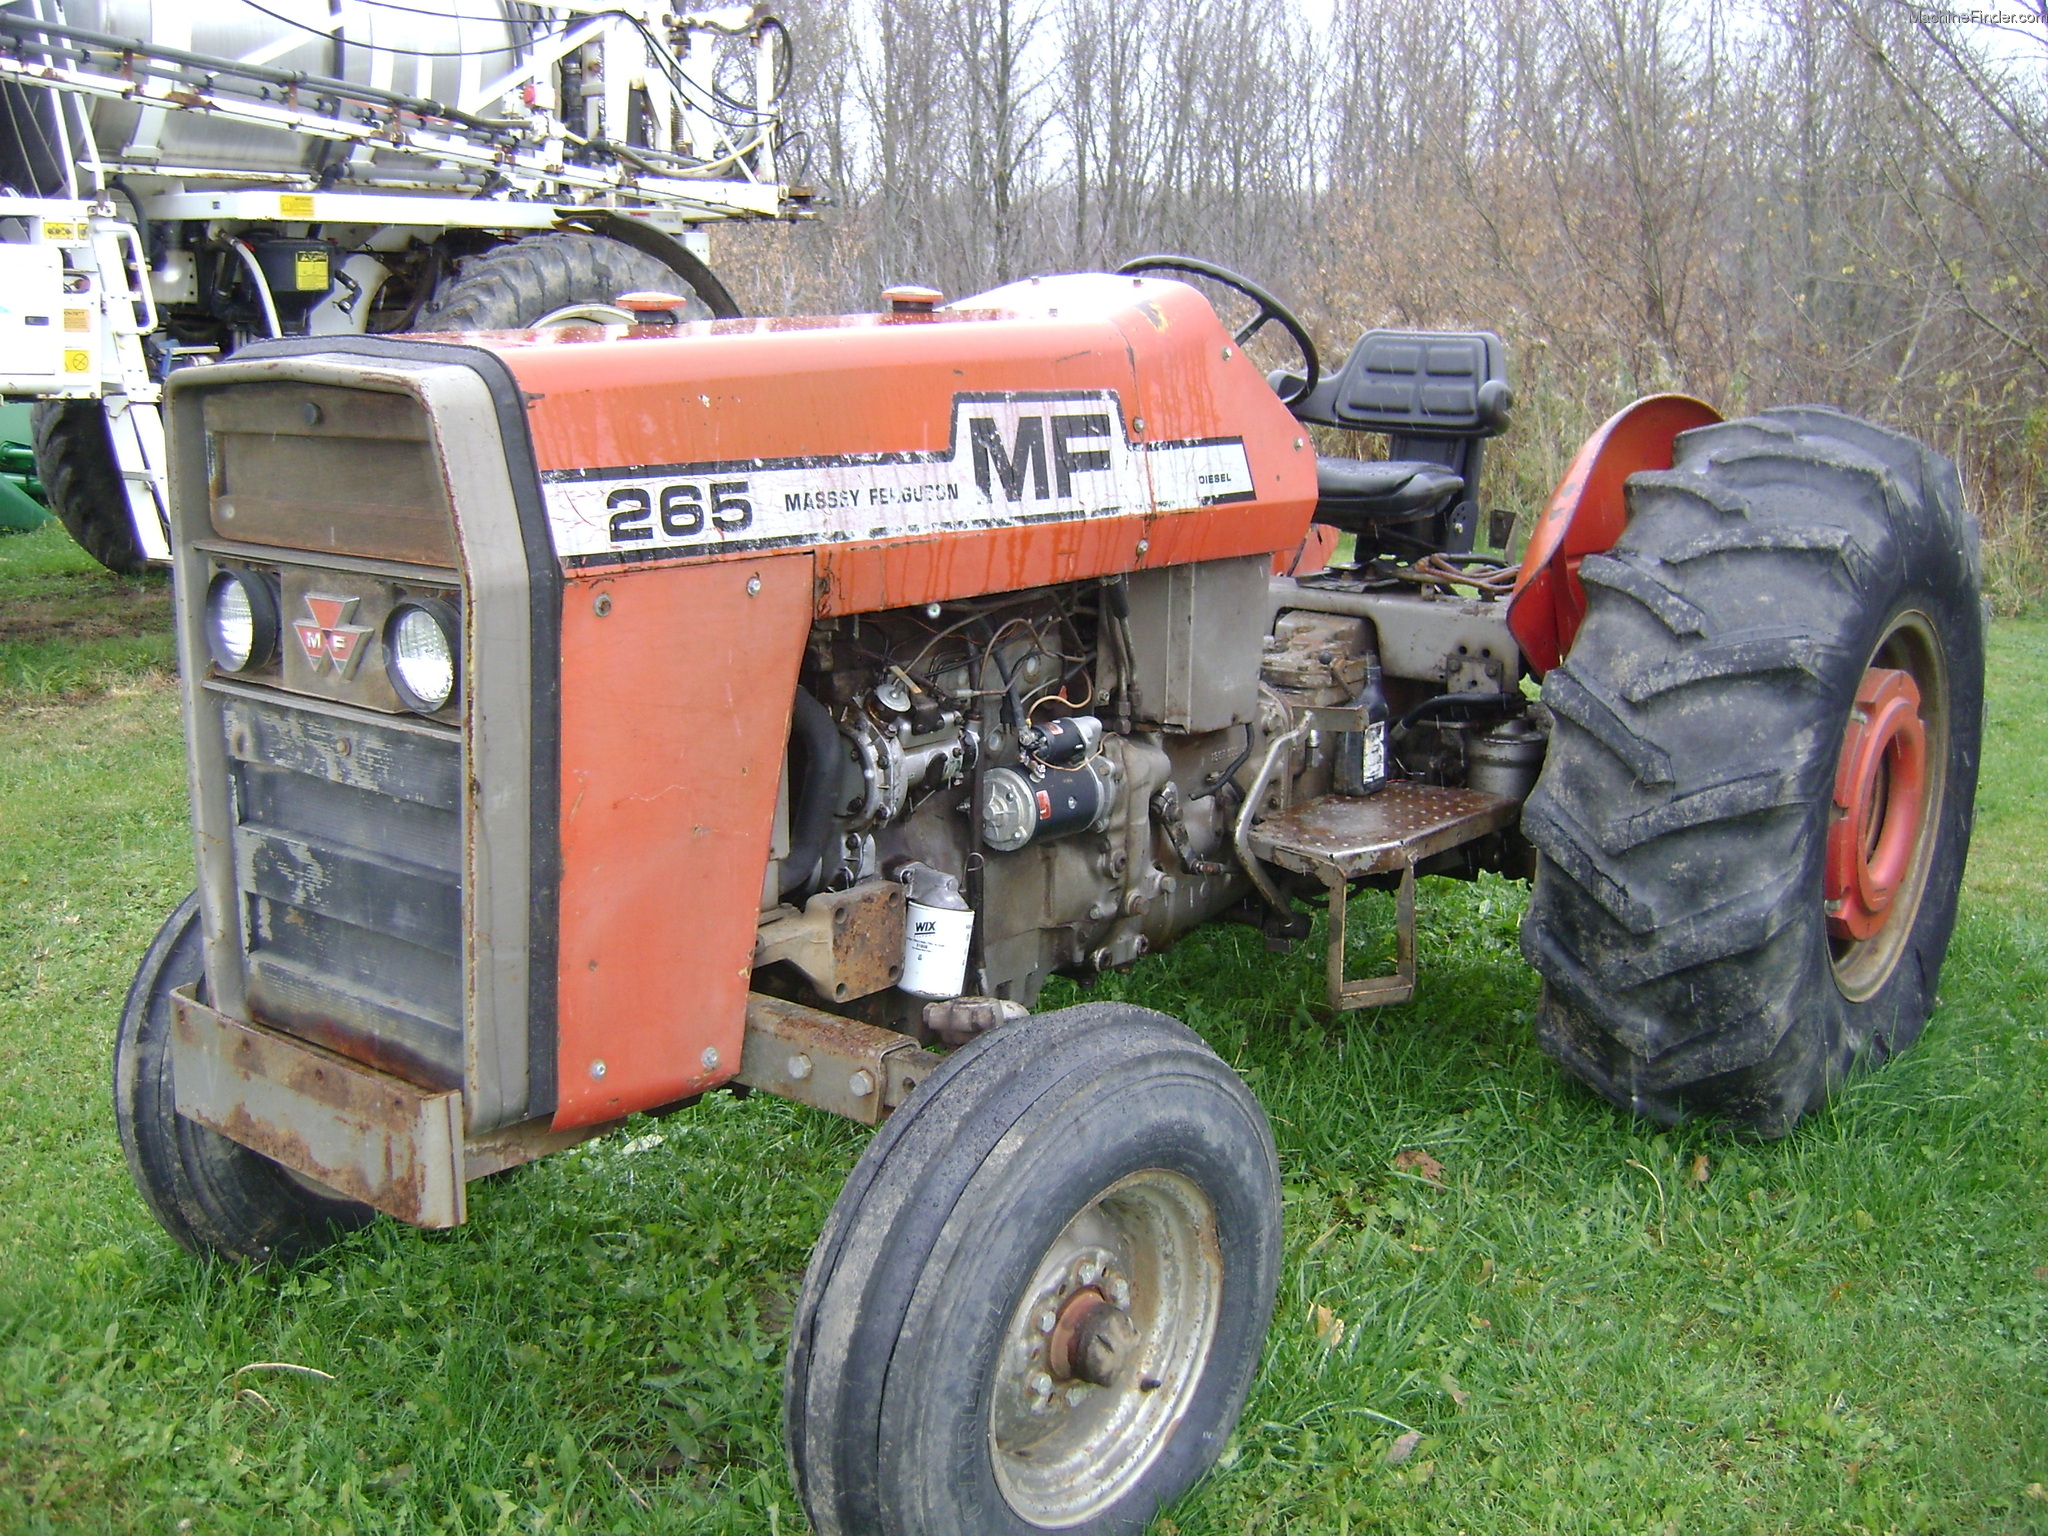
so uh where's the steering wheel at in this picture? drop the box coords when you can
[1114,254,1320,405]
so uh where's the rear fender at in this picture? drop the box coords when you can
[1507,393,1721,675]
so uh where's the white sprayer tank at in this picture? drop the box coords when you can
[59,0,524,176]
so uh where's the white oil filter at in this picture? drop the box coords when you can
[898,862,974,998]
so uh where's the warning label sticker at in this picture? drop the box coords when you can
[539,390,1255,568]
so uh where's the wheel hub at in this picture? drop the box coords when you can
[1047,1286,1142,1387]
[1826,666,1928,942]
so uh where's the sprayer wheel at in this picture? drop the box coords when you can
[31,401,145,574]
[418,230,726,331]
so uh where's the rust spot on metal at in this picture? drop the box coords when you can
[170,987,464,1228]
[752,879,907,1004]
[734,993,940,1126]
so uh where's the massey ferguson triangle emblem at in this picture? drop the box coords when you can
[293,594,374,678]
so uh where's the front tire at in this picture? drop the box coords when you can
[115,895,375,1261]
[786,1003,1281,1534]
[1520,407,1983,1136]
[31,401,145,574]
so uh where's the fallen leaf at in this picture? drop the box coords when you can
[1441,1372,1469,1408]
[1313,1303,1346,1348]
[226,1361,335,1385]
[372,1463,414,1492]
[2026,1483,2048,1504]
[1690,1153,1710,1185]
[1476,1256,1496,1283]
[2033,1266,2048,1282]
[1385,1429,1423,1465]
[1392,1148,1445,1185]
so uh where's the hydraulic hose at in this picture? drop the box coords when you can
[780,686,841,900]
[1394,691,1519,735]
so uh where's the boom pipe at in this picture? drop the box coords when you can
[0,11,519,133]
[0,54,786,210]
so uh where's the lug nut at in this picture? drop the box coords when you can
[1109,1276,1131,1307]
[1029,1371,1054,1398]
[1077,1260,1100,1286]
[1038,1309,1057,1334]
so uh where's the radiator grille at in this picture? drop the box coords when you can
[221,692,463,1087]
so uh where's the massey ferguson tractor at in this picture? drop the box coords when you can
[115,257,1982,1532]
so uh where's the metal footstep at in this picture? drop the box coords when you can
[1248,784,1519,1009]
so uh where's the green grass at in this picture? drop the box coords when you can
[0,523,174,702]
[1,531,2043,1533]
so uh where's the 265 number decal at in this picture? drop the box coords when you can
[605,479,752,544]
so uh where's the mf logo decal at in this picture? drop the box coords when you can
[539,391,1256,568]
[293,594,374,677]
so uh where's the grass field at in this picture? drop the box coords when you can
[1,519,2043,1535]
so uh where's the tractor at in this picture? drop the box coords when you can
[116,257,1982,1533]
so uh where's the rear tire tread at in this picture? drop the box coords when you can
[1521,407,1982,1133]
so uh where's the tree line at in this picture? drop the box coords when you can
[718,0,2048,605]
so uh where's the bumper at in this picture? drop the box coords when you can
[171,987,468,1227]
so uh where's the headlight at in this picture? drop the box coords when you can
[383,599,459,713]
[205,567,279,672]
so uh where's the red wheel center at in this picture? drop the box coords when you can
[1825,667,1927,942]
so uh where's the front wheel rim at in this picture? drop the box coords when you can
[1828,609,1949,1001]
[989,1168,1222,1527]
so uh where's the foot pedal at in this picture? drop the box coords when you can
[1247,784,1517,1009]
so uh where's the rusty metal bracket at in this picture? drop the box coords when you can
[463,1116,619,1181]
[734,993,941,1125]
[753,878,908,1003]
[170,986,467,1227]
[1247,783,1519,1012]
[1321,860,1417,1008]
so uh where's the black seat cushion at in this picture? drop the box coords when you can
[1314,455,1465,525]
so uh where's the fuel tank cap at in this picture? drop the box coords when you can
[882,284,944,315]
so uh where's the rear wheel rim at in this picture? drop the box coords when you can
[989,1168,1222,1527]
[529,301,636,329]
[1828,609,1948,1001]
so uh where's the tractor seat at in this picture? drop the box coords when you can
[1314,455,1466,526]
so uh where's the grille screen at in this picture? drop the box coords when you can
[222,693,463,1087]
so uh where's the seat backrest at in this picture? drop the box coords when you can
[1292,330,1512,554]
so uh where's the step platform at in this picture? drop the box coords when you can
[1247,783,1518,1009]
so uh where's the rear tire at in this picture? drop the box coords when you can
[31,402,145,574]
[115,895,375,1262]
[786,1003,1281,1534]
[417,231,720,331]
[1519,407,1983,1136]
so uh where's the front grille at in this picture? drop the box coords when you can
[220,691,463,1088]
